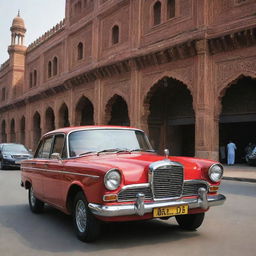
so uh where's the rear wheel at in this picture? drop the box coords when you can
[175,213,205,230]
[73,191,101,242]
[28,186,44,213]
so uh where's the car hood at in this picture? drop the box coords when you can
[73,153,216,185]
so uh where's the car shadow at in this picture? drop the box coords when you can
[0,203,199,253]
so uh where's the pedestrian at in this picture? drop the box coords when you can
[227,140,237,165]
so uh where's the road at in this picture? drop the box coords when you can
[0,170,255,256]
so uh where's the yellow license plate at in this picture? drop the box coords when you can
[153,205,189,218]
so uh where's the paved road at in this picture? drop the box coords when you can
[0,170,255,256]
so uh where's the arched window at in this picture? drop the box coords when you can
[112,25,119,45]
[33,70,37,86]
[53,57,58,76]
[167,0,175,19]
[77,42,84,60]
[29,72,33,87]
[48,61,52,78]
[153,1,161,26]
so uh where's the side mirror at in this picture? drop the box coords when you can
[51,153,62,161]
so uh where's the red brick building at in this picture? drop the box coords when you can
[0,0,256,162]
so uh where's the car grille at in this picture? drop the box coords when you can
[152,165,183,199]
[12,155,29,159]
[118,187,153,201]
[117,182,208,202]
[182,183,208,197]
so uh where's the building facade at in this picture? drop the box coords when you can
[0,0,256,162]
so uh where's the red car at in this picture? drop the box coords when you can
[21,126,226,242]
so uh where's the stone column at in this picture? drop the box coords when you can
[194,39,219,161]
[94,80,103,125]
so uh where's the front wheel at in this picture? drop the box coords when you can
[73,192,101,242]
[28,186,44,213]
[175,213,205,230]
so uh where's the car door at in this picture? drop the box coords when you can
[42,133,66,208]
[30,136,54,200]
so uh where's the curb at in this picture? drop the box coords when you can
[223,176,256,183]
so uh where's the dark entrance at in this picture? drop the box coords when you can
[219,76,256,163]
[107,95,130,126]
[147,77,195,156]
[75,97,94,125]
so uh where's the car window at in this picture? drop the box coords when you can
[51,134,65,158]
[36,137,53,159]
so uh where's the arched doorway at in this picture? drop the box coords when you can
[219,76,256,163]
[105,95,130,126]
[33,112,41,149]
[10,119,16,142]
[75,97,94,125]
[45,107,55,132]
[1,120,7,143]
[145,77,195,156]
[59,103,70,128]
[20,116,25,145]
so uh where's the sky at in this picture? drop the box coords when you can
[0,0,65,64]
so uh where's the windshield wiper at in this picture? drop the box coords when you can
[79,151,97,156]
[97,148,130,155]
[130,148,156,153]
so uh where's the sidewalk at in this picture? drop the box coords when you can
[223,164,256,183]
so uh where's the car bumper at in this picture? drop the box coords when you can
[88,188,226,217]
[2,159,21,168]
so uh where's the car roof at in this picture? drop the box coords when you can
[44,125,143,136]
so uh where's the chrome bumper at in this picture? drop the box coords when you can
[88,188,226,217]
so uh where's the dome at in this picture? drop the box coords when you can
[11,12,26,31]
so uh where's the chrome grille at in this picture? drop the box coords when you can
[182,183,208,197]
[118,187,152,202]
[152,165,183,199]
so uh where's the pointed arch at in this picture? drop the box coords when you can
[1,120,7,143]
[45,107,55,132]
[20,116,26,145]
[105,94,130,126]
[33,112,41,149]
[59,103,70,128]
[112,25,120,44]
[10,119,16,142]
[75,96,94,126]
[143,76,195,155]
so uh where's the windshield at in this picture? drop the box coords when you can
[68,129,153,157]
[2,144,29,153]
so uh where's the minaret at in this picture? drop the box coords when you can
[8,11,27,98]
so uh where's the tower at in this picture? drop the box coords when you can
[8,11,27,98]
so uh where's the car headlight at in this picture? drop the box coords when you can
[104,169,121,191]
[208,164,224,182]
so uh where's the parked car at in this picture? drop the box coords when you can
[21,126,226,242]
[0,143,32,170]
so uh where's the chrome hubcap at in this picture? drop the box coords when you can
[76,200,87,233]
[30,187,36,206]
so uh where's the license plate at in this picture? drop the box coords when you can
[153,205,188,218]
[15,161,21,164]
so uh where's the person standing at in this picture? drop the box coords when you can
[227,141,237,165]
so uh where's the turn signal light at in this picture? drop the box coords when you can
[103,194,118,202]
[209,186,219,192]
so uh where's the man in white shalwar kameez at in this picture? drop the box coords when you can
[227,141,237,165]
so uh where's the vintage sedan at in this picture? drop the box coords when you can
[21,126,226,242]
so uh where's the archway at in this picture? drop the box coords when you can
[10,119,16,142]
[219,76,256,163]
[45,107,55,132]
[59,103,70,128]
[145,77,195,156]
[75,97,94,125]
[1,120,7,143]
[33,112,41,149]
[105,95,130,126]
[20,116,25,145]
